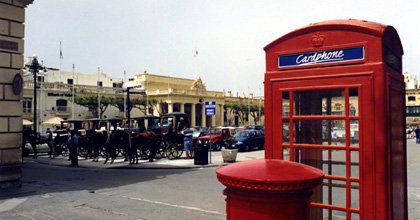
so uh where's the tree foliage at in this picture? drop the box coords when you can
[73,93,113,118]
[225,102,264,125]
[131,97,159,115]
[74,93,163,118]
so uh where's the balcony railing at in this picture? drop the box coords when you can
[56,106,70,112]
[24,81,118,94]
[23,107,32,113]
[147,88,224,97]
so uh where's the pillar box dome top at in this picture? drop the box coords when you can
[216,159,324,191]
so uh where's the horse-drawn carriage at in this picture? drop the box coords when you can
[129,112,190,162]
[54,112,190,163]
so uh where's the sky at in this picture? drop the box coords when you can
[24,0,420,95]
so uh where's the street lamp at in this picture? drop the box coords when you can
[116,85,144,162]
[26,56,46,138]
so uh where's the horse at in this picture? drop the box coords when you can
[130,130,161,164]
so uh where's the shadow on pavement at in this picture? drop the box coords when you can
[0,161,196,201]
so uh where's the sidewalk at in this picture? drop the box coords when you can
[26,150,265,169]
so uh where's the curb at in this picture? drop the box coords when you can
[26,157,225,170]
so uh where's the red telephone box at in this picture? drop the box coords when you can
[264,19,407,220]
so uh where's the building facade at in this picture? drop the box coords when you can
[404,72,420,124]
[0,0,33,188]
[22,69,264,132]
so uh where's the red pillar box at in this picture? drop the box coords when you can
[216,159,324,220]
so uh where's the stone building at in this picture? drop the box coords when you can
[0,0,33,188]
[22,69,264,132]
[21,65,124,132]
[404,72,420,124]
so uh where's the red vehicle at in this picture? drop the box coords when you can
[195,127,231,151]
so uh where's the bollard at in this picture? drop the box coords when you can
[216,159,324,220]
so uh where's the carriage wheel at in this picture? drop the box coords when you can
[99,146,107,158]
[56,142,68,157]
[176,144,184,158]
[61,144,69,157]
[136,147,144,158]
[158,141,166,158]
[166,142,182,160]
[140,146,151,159]
[156,146,165,159]
[116,147,123,157]
[78,146,87,158]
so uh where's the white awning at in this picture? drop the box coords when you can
[23,119,33,125]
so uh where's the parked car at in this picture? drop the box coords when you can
[192,127,207,140]
[22,133,51,157]
[407,127,415,139]
[195,127,231,151]
[245,125,264,131]
[231,129,264,152]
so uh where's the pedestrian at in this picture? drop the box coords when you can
[183,128,193,159]
[27,127,37,159]
[68,130,79,167]
[415,126,420,144]
[22,126,31,160]
[176,117,187,132]
[46,128,55,159]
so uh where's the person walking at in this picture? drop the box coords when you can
[183,128,193,159]
[415,126,420,144]
[28,127,37,159]
[22,126,31,160]
[68,130,79,167]
[46,128,55,159]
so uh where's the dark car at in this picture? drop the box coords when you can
[245,125,264,131]
[231,129,264,152]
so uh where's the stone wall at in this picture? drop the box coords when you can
[0,0,33,188]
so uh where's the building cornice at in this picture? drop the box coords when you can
[17,0,34,7]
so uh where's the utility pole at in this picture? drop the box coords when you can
[258,86,261,125]
[118,85,144,162]
[97,67,101,119]
[124,70,126,118]
[39,60,44,133]
[72,64,75,119]
[248,87,251,126]
[27,56,46,141]
[146,75,149,115]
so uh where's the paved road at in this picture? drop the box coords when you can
[1,141,420,219]
[407,138,420,220]
[0,150,264,220]
[0,162,226,219]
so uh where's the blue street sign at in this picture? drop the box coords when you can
[205,101,216,116]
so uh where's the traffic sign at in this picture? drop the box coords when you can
[205,101,216,116]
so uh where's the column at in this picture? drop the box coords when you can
[168,102,173,113]
[179,102,184,113]
[201,104,206,127]
[212,114,216,127]
[191,104,196,127]
[0,0,33,188]
[154,102,161,116]
[220,104,224,126]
